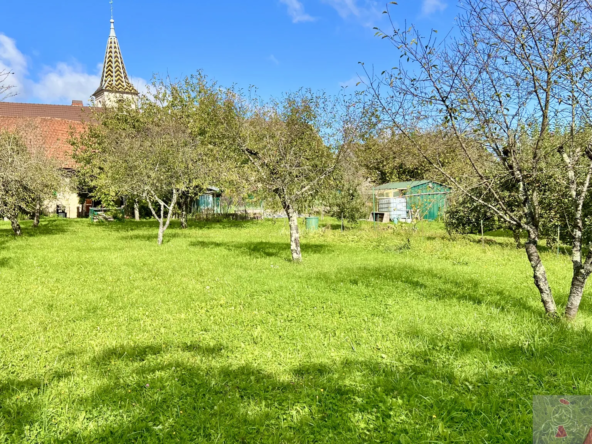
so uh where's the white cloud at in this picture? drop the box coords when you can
[422,0,447,15]
[130,75,150,95]
[322,0,360,18]
[339,75,364,89]
[268,55,280,65]
[30,62,100,103]
[0,33,147,105]
[0,34,27,98]
[280,0,316,23]
[321,0,383,27]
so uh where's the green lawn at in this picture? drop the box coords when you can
[0,218,590,443]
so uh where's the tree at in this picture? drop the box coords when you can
[18,124,63,227]
[74,100,194,245]
[444,153,572,250]
[444,188,526,248]
[355,130,476,185]
[165,72,240,229]
[367,0,592,319]
[0,128,62,235]
[72,74,226,244]
[130,117,191,245]
[0,131,29,235]
[228,90,365,261]
[326,181,366,230]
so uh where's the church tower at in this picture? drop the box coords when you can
[92,18,138,107]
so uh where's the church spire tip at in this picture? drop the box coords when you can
[92,5,138,104]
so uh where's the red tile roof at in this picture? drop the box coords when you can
[0,116,85,169]
[0,101,92,122]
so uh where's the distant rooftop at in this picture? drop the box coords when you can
[374,180,434,190]
[0,101,90,122]
[0,115,85,169]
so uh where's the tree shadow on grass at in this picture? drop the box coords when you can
[320,223,359,231]
[90,219,265,245]
[113,230,193,244]
[313,262,542,316]
[192,219,264,230]
[4,326,592,442]
[0,371,74,439]
[189,239,332,259]
[434,230,564,255]
[0,219,71,240]
[94,219,261,234]
[93,342,227,364]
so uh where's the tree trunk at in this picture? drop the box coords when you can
[524,231,557,316]
[565,268,589,320]
[10,218,22,236]
[283,201,302,262]
[180,197,188,229]
[564,220,592,320]
[134,200,140,221]
[157,201,166,246]
[161,190,177,245]
[512,227,522,249]
[146,189,178,246]
[33,200,41,228]
[157,222,165,246]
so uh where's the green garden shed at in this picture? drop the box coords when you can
[193,187,222,214]
[373,180,451,222]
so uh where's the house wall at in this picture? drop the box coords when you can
[43,177,79,219]
[55,191,79,219]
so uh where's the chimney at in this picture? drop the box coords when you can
[71,100,83,107]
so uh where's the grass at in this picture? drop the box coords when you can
[0,217,591,443]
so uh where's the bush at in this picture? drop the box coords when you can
[105,209,125,222]
[326,183,366,226]
[444,192,503,235]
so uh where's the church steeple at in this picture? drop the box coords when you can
[92,17,138,107]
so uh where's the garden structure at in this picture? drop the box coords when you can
[372,180,450,222]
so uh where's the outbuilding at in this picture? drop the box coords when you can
[193,187,223,214]
[372,180,451,222]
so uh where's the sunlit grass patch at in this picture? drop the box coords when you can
[0,218,590,442]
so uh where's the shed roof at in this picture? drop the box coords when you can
[374,180,435,190]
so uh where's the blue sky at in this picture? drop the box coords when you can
[1,0,458,105]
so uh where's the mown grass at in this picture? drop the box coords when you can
[0,217,590,443]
